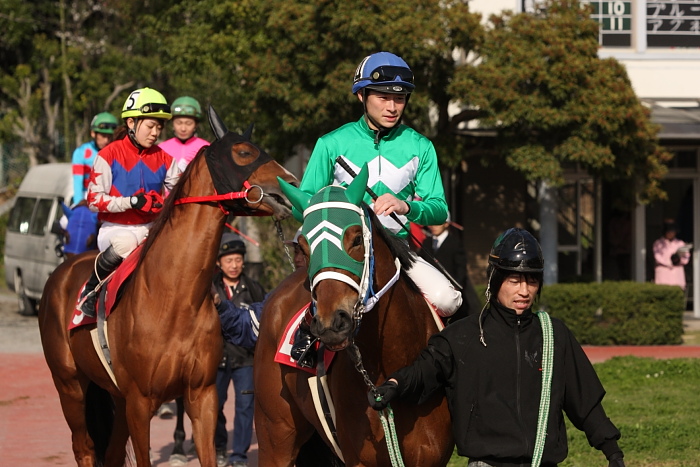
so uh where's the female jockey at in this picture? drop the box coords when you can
[78,87,180,317]
[158,96,209,172]
[293,52,462,366]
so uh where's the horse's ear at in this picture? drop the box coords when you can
[242,123,254,141]
[278,177,310,223]
[208,105,228,141]
[345,164,369,207]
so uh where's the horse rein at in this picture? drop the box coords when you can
[173,180,264,207]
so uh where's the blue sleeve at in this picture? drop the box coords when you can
[217,297,266,348]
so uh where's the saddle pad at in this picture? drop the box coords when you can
[68,245,143,330]
[274,303,335,375]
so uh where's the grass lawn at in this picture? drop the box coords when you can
[447,357,700,467]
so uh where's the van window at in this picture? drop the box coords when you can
[8,197,37,234]
[30,198,54,235]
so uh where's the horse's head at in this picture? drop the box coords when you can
[205,105,297,219]
[279,166,373,351]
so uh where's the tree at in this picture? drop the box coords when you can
[450,0,672,203]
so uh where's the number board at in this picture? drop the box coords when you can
[647,1,700,47]
[585,1,633,47]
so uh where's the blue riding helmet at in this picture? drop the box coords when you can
[352,52,415,95]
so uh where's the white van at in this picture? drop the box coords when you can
[4,163,73,315]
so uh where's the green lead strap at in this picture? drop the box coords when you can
[532,311,554,467]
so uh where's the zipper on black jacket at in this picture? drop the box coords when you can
[515,317,531,457]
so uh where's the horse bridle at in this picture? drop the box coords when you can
[307,203,401,328]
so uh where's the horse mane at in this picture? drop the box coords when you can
[365,205,419,291]
[139,147,203,260]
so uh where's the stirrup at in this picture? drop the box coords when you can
[293,338,319,369]
[77,288,98,318]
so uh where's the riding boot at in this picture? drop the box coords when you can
[290,310,318,368]
[78,246,123,318]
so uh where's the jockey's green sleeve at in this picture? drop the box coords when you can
[300,117,448,238]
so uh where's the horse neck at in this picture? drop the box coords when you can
[360,230,435,365]
[139,156,227,277]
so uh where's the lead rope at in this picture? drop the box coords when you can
[347,344,405,467]
[274,219,295,271]
[532,310,554,467]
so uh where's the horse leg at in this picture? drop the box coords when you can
[123,394,155,466]
[255,373,317,467]
[53,377,96,467]
[185,384,218,467]
[168,397,188,466]
[104,397,131,467]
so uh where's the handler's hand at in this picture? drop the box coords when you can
[373,194,409,217]
[367,379,398,411]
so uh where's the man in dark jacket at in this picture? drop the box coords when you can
[213,233,265,467]
[369,228,626,467]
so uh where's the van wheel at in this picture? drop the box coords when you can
[14,272,37,317]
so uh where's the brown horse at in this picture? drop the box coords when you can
[254,166,454,466]
[38,106,297,467]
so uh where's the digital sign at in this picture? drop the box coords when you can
[585,1,633,47]
[647,1,700,47]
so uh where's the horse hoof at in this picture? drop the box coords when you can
[169,454,188,466]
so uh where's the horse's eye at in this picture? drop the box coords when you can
[352,235,362,248]
[237,150,252,158]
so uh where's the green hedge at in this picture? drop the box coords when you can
[539,282,685,345]
[474,281,685,345]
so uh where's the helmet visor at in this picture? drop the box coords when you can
[173,104,199,116]
[371,66,414,84]
[138,103,171,115]
[94,122,117,131]
[491,255,544,272]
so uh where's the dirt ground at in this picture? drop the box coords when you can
[0,291,257,466]
[2,287,700,466]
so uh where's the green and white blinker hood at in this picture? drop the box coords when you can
[278,165,372,295]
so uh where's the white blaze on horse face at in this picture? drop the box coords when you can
[306,221,344,254]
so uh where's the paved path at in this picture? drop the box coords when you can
[1,289,699,466]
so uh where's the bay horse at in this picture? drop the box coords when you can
[38,105,298,467]
[254,165,454,466]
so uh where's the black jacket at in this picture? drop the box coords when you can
[392,302,621,466]
[213,271,266,368]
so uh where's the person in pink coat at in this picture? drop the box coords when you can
[159,96,209,171]
[653,219,691,290]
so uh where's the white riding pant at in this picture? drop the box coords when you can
[97,222,151,258]
[406,253,463,317]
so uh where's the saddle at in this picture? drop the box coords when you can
[68,245,142,330]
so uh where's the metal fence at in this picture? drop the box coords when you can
[0,143,30,191]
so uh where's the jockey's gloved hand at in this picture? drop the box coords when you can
[607,451,625,467]
[368,379,398,411]
[130,191,163,213]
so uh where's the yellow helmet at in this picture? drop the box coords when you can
[121,87,172,120]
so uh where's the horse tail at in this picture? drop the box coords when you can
[85,381,114,466]
[295,431,345,467]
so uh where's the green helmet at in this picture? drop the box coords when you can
[121,87,172,121]
[90,112,118,134]
[171,96,202,120]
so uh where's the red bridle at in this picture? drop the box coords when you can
[173,180,265,215]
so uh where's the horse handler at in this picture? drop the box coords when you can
[369,228,626,467]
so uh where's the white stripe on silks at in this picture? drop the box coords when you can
[333,156,419,195]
